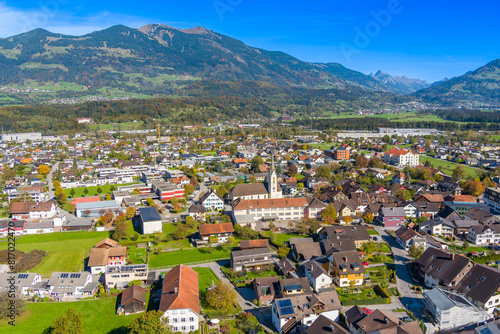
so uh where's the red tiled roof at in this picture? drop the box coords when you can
[160,265,199,314]
[199,223,234,236]
[233,197,309,210]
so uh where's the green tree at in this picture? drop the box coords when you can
[113,215,129,241]
[172,224,190,240]
[69,188,76,197]
[97,187,103,194]
[126,207,136,219]
[315,165,331,179]
[463,240,470,250]
[277,247,290,259]
[250,155,264,173]
[184,184,194,196]
[56,192,68,206]
[206,282,237,309]
[128,310,171,334]
[0,292,25,320]
[408,244,425,262]
[321,205,337,225]
[83,188,89,196]
[452,165,467,179]
[49,308,83,334]
[217,186,228,198]
[360,242,376,255]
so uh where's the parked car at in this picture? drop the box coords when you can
[362,261,369,266]
[173,218,178,223]
[372,236,378,241]
[362,308,372,314]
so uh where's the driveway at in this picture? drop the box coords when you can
[374,226,424,306]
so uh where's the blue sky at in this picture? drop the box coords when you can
[1,0,499,82]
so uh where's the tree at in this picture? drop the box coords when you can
[216,186,228,198]
[452,165,467,179]
[287,164,298,176]
[342,216,353,224]
[172,224,190,240]
[250,155,264,173]
[206,282,237,309]
[463,240,470,250]
[113,215,129,241]
[408,244,425,262]
[126,207,136,219]
[69,188,76,197]
[0,292,25,320]
[277,247,290,259]
[56,192,68,206]
[37,164,50,175]
[83,188,89,196]
[49,308,83,334]
[321,205,337,225]
[463,179,484,196]
[363,212,374,224]
[128,310,171,334]
[360,242,376,255]
[96,187,103,194]
[184,184,194,196]
[53,180,61,189]
[315,165,331,179]
[185,216,198,229]
[189,176,199,188]
[249,174,257,184]
[110,185,116,192]
[146,198,155,207]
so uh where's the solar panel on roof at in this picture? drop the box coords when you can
[60,273,69,278]
[284,284,302,291]
[18,274,28,279]
[277,299,294,316]
[70,274,81,279]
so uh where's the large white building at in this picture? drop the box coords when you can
[0,132,42,142]
[383,147,419,167]
[467,224,500,245]
[423,288,490,331]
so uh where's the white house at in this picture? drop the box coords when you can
[467,224,500,245]
[0,273,43,297]
[199,190,224,211]
[47,272,98,299]
[302,260,332,291]
[139,207,163,235]
[160,265,200,333]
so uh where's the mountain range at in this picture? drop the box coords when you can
[0,24,499,105]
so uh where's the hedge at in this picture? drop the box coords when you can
[341,297,391,306]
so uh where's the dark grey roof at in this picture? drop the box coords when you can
[455,264,500,304]
[188,204,206,213]
[305,315,349,334]
[139,207,162,222]
[416,248,472,285]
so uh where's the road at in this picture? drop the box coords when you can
[374,226,424,315]
[46,162,59,199]
[193,183,208,202]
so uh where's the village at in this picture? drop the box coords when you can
[1,123,500,334]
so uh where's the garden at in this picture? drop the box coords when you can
[222,265,279,288]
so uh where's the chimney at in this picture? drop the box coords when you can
[174,287,178,294]
[344,257,348,262]
[384,316,389,324]
[451,253,454,260]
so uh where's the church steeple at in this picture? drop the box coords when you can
[266,151,281,199]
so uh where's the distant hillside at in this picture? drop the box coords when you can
[369,70,431,94]
[415,59,500,104]
[0,23,405,104]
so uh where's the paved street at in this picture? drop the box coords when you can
[374,226,425,316]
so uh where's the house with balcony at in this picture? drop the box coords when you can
[230,247,274,271]
[467,224,500,245]
[198,222,234,243]
[105,264,149,289]
[87,242,128,275]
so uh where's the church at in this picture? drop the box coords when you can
[230,156,324,224]
[229,156,283,200]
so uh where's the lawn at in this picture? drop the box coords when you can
[263,231,313,246]
[0,231,111,276]
[367,229,379,236]
[88,121,145,131]
[0,293,149,333]
[65,183,138,198]
[194,267,219,291]
[419,156,479,178]
[148,247,232,268]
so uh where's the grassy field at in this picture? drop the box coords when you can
[0,231,111,276]
[367,229,379,236]
[419,155,479,178]
[149,247,231,268]
[0,294,148,334]
[65,183,138,198]
[307,142,336,150]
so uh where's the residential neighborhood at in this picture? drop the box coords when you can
[1,125,500,334]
